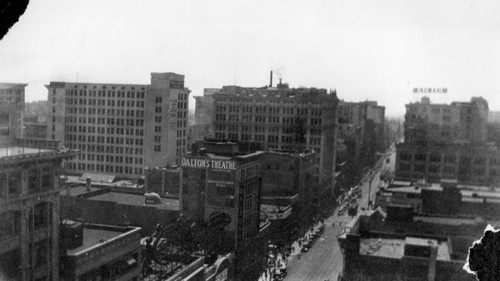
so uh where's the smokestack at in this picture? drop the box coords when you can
[85,177,91,192]
[270,71,273,87]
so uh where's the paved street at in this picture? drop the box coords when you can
[281,148,396,281]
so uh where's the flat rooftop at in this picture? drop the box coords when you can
[89,191,179,210]
[67,227,124,255]
[359,237,451,261]
[60,185,101,197]
[65,175,139,188]
[0,147,52,158]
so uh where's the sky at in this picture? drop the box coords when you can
[0,0,499,117]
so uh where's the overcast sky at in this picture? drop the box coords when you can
[1,0,499,117]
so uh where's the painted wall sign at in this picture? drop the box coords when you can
[181,157,236,170]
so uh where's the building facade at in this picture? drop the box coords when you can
[0,146,77,281]
[59,222,142,281]
[396,97,493,185]
[337,208,479,281]
[212,84,339,189]
[337,101,386,165]
[144,165,181,197]
[404,96,488,145]
[46,72,190,178]
[0,83,26,145]
[179,141,267,279]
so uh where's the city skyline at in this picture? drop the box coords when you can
[1,0,499,117]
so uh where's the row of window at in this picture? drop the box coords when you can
[65,98,146,108]
[216,104,323,116]
[77,154,143,164]
[0,168,53,198]
[64,109,145,119]
[64,143,145,154]
[399,163,500,177]
[66,162,143,175]
[65,89,146,99]
[215,124,322,135]
[400,152,500,166]
[215,114,322,126]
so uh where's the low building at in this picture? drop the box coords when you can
[375,179,500,220]
[144,165,180,197]
[59,221,142,281]
[60,182,179,236]
[337,207,480,281]
[24,122,48,139]
[157,253,234,281]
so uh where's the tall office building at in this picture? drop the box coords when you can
[337,101,386,159]
[0,83,26,145]
[46,72,190,178]
[212,83,339,189]
[404,96,488,145]
[395,97,496,184]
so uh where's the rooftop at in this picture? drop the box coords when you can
[0,147,79,164]
[0,83,28,89]
[88,191,179,210]
[67,227,124,255]
[359,237,451,261]
[66,223,141,256]
[65,175,138,188]
[0,147,52,158]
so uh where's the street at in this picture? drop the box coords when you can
[280,148,396,281]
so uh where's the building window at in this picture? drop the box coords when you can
[41,167,52,190]
[28,169,40,194]
[34,203,51,229]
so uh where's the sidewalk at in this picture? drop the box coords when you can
[259,221,325,281]
[289,222,324,257]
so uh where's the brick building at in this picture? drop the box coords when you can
[46,72,190,179]
[212,83,339,191]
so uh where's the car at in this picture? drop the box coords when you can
[301,246,309,253]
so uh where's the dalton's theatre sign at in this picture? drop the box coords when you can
[181,157,236,171]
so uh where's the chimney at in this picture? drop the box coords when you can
[269,70,273,87]
[85,177,91,192]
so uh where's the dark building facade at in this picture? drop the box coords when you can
[180,140,267,279]
[0,144,78,281]
[337,208,479,281]
[144,165,180,197]
[59,222,142,281]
